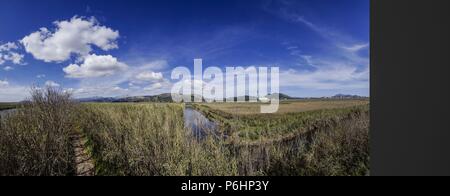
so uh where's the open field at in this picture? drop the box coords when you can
[200,99,369,115]
[193,101,369,142]
[0,88,369,176]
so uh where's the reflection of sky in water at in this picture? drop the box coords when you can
[0,109,16,118]
[184,108,217,139]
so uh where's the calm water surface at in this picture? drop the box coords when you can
[183,107,218,139]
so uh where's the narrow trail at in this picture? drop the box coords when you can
[71,133,95,176]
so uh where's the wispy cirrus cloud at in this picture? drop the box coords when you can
[263,1,369,94]
[1,1,369,101]
[134,71,163,82]
[340,43,369,52]
[3,66,14,71]
[280,66,369,90]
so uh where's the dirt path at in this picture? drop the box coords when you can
[71,133,95,176]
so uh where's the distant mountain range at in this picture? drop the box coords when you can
[329,94,368,100]
[115,93,173,102]
[77,93,173,103]
[76,93,367,103]
[77,96,119,102]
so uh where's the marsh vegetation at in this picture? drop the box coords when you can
[0,88,76,176]
[0,88,369,176]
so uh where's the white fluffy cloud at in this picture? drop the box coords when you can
[63,54,128,78]
[65,60,172,98]
[45,80,60,87]
[0,42,18,51]
[21,16,119,63]
[0,42,25,65]
[135,71,163,82]
[6,53,25,64]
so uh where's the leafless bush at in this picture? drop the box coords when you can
[0,87,77,176]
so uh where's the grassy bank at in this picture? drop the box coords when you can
[192,102,370,175]
[230,110,370,176]
[192,102,369,142]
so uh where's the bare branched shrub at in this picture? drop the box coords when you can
[0,87,77,176]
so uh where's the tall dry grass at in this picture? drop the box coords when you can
[260,110,370,176]
[0,87,77,176]
[77,103,369,176]
[0,88,369,176]
[194,103,370,176]
[77,103,238,176]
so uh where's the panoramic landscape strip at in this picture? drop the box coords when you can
[0,0,369,176]
[0,87,369,176]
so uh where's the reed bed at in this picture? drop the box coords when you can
[0,88,369,176]
[77,103,239,176]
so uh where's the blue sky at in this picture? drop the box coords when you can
[0,0,369,102]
